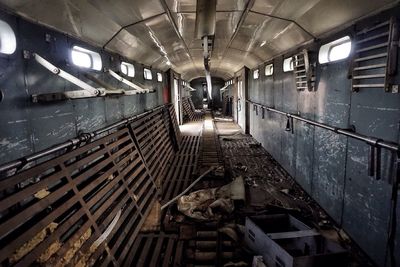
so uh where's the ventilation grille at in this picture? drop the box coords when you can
[293,50,315,91]
[350,17,399,93]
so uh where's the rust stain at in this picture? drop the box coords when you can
[59,227,92,267]
[38,241,62,263]
[141,201,161,232]
[10,222,58,263]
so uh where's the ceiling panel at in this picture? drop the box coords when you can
[106,29,162,67]
[230,12,276,52]
[265,0,321,20]
[88,0,165,27]
[296,0,398,36]
[165,0,249,12]
[0,0,398,80]
[0,0,120,45]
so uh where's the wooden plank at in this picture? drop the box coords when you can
[149,236,165,266]
[162,238,176,267]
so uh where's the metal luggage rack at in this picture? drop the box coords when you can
[349,16,399,93]
[292,49,315,91]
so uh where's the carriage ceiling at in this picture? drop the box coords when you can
[0,0,398,80]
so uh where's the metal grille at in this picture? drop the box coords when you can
[350,17,399,93]
[130,109,175,186]
[0,105,183,267]
[0,128,157,266]
[293,50,314,91]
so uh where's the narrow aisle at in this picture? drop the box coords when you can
[197,112,223,173]
[214,119,374,267]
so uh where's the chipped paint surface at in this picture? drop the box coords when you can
[10,222,58,263]
[248,51,399,266]
[0,10,166,166]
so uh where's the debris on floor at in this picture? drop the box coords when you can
[252,256,267,267]
[245,215,349,267]
[177,176,245,220]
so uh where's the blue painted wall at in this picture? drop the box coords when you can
[248,10,400,267]
[0,9,167,165]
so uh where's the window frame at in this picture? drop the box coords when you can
[0,20,16,55]
[283,57,294,72]
[328,39,352,62]
[144,68,153,80]
[71,45,102,71]
[318,36,352,64]
[253,69,259,80]
[264,63,274,76]
[157,72,163,82]
[120,62,135,77]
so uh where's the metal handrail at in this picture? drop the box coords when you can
[246,99,399,152]
[0,104,171,173]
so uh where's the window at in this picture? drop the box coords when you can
[319,36,351,64]
[157,72,163,82]
[283,57,294,72]
[144,68,152,80]
[71,46,102,70]
[0,20,16,55]
[265,63,273,76]
[120,62,135,77]
[253,69,259,79]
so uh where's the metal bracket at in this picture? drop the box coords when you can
[34,53,100,96]
[386,17,399,93]
[108,69,152,93]
[368,143,382,180]
[31,53,107,102]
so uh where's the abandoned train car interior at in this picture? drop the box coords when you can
[0,0,400,266]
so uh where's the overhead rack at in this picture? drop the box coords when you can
[292,49,315,91]
[349,17,399,93]
[30,53,154,102]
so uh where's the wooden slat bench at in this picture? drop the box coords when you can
[0,104,206,267]
[124,233,184,267]
[0,128,158,267]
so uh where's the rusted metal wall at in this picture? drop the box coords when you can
[0,10,166,165]
[248,9,400,267]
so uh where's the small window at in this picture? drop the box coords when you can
[157,72,163,82]
[144,68,152,80]
[253,69,259,79]
[264,64,273,76]
[319,36,351,64]
[283,57,294,72]
[120,62,135,77]
[0,20,16,55]
[71,46,102,70]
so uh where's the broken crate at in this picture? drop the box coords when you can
[245,214,348,267]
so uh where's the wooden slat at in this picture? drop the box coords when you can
[0,124,158,267]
